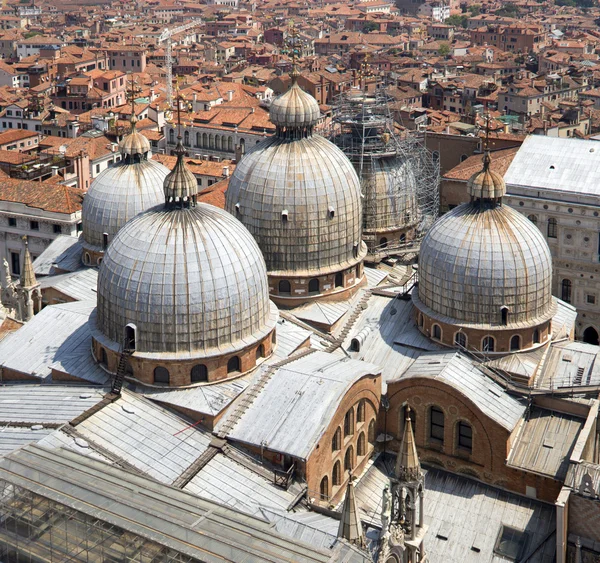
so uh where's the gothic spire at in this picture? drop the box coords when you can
[337,471,365,548]
[394,406,422,483]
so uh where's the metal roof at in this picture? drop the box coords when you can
[537,340,600,390]
[398,351,527,431]
[33,234,83,276]
[504,135,600,196]
[0,300,106,383]
[507,407,584,480]
[0,444,340,563]
[0,426,54,456]
[38,267,98,301]
[227,351,381,460]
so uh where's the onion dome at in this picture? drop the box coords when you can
[414,149,554,338]
[94,143,277,370]
[164,138,197,204]
[226,73,366,286]
[82,116,169,263]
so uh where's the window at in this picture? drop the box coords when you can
[332,460,341,486]
[10,251,19,276]
[332,427,341,451]
[256,344,265,361]
[430,406,444,444]
[357,432,366,456]
[95,164,100,174]
[368,419,375,442]
[344,446,354,472]
[335,272,343,288]
[53,224,62,234]
[8,217,16,227]
[482,336,495,353]
[308,278,319,295]
[30,220,39,231]
[494,526,528,561]
[125,325,136,350]
[227,356,240,374]
[527,214,538,226]
[357,399,365,423]
[533,329,540,344]
[432,324,442,340]
[320,476,329,501]
[510,335,521,351]
[379,237,388,248]
[99,348,107,366]
[501,306,509,326]
[561,279,572,303]
[153,366,170,384]
[454,332,466,348]
[547,218,557,238]
[587,294,596,305]
[457,421,472,452]
[191,364,208,383]
[278,280,291,295]
[419,313,424,328]
[344,408,355,437]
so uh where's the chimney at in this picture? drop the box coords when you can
[227,90,233,101]
[222,165,230,177]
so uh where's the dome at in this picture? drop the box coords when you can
[363,156,419,234]
[95,203,277,358]
[415,201,554,327]
[119,129,151,156]
[82,158,169,253]
[164,140,197,202]
[467,152,505,200]
[269,81,320,130]
[226,133,365,276]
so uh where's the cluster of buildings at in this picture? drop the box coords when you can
[0,0,600,561]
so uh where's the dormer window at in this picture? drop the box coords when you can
[281,209,288,222]
[328,206,335,219]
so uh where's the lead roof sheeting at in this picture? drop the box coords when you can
[184,452,298,516]
[0,300,97,380]
[39,267,98,301]
[33,235,83,276]
[551,299,578,340]
[293,300,350,326]
[227,351,381,459]
[37,428,115,463]
[73,390,212,484]
[0,426,53,456]
[354,460,555,563]
[507,407,584,480]
[504,135,600,195]
[0,385,105,424]
[270,319,312,360]
[538,339,600,390]
[0,444,335,563]
[399,351,527,431]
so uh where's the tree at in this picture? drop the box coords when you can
[495,2,521,16]
[362,21,379,33]
[446,14,469,27]
[438,43,451,57]
[470,3,481,15]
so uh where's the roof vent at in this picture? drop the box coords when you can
[437,523,451,541]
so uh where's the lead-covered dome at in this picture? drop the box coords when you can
[415,202,554,326]
[82,120,168,263]
[226,73,366,292]
[95,203,277,357]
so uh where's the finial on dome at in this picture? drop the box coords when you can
[119,74,150,158]
[286,20,300,83]
[126,74,141,132]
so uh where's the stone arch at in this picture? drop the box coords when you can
[191,364,208,383]
[154,366,170,384]
[227,356,240,374]
[583,326,599,345]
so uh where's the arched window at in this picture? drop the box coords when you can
[256,344,265,361]
[357,432,366,456]
[278,280,291,295]
[419,313,424,328]
[357,399,366,423]
[216,135,221,150]
[332,427,341,451]
[332,461,341,486]
[239,138,245,154]
[227,356,240,374]
[561,279,572,303]
[83,252,90,265]
[454,332,466,348]
[533,328,540,344]
[547,218,557,238]
[169,129,174,144]
[457,421,473,453]
[432,150,440,163]
[379,237,388,248]
[308,278,320,295]
[482,336,495,353]
[399,233,406,243]
[344,446,354,472]
[368,419,375,442]
[228,136,233,152]
[335,272,343,288]
[202,132,208,148]
[195,132,201,147]
[125,324,136,350]
[154,366,170,384]
[99,348,107,366]
[320,476,329,501]
[584,326,600,346]
[184,130,190,146]
[527,214,538,226]
[432,324,442,340]
[510,335,521,351]
[460,153,468,162]
[209,134,214,148]
[344,408,355,437]
[430,406,444,444]
[501,307,509,326]
[355,265,361,280]
[191,364,208,383]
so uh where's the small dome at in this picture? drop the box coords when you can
[95,204,277,357]
[82,159,169,252]
[226,133,365,276]
[270,82,321,130]
[164,141,197,203]
[415,202,554,327]
[467,152,506,200]
[119,117,151,156]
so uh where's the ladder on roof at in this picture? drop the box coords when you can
[111,338,134,396]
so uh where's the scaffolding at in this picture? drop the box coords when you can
[327,84,440,264]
